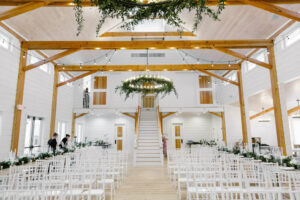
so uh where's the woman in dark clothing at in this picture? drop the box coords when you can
[59,134,70,148]
[48,133,58,154]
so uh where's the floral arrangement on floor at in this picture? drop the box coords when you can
[0,140,109,171]
[218,146,300,170]
[73,0,226,36]
[199,139,217,146]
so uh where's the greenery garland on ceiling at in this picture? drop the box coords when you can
[115,74,178,100]
[73,0,226,36]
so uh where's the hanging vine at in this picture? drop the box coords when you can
[73,0,226,36]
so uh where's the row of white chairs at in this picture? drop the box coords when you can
[0,147,129,200]
[167,147,300,200]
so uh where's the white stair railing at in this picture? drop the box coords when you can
[133,106,141,166]
[157,106,164,166]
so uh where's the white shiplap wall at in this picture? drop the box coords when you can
[216,23,300,146]
[163,113,221,149]
[0,27,74,160]
[84,114,135,156]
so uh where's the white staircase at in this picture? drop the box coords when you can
[134,108,163,166]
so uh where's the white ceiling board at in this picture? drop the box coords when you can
[1,4,300,41]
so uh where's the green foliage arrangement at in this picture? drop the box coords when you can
[218,147,300,170]
[0,140,105,171]
[73,0,226,36]
[115,74,177,100]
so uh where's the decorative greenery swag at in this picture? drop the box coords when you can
[115,74,177,100]
[73,0,226,36]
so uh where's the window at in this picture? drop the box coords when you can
[93,76,107,105]
[285,27,300,47]
[0,32,9,49]
[246,51,265,72]
[198,76,213,104]
[60,74,72,86]
[83,75,91,91]
[30,54,49,73]
[292,118,300,145]
[229,73,237,81]
[57,121,67,141]
[76,124,83,143]
[24,116,43,155]
[0,111,2,136]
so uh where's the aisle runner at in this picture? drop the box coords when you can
[115,165,178,200]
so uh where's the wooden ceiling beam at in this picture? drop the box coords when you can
[0,2,48,21]
[198,69,240,86]
[99,32,196,38]
[21,40,272,50]
[0,21,74,79]
[221,70,232,77]
[122,113,135,119]
[250,107,274,120]
[1,0,300,6]
[269,20,296,40]
[221,20,296,76]
[24,48,81,71]
[214,47,272,69]
[57,64,239,72]
[162,112,176,119]
[0,22,25,41]
[209,112,222,118]
[57,70,96,87]
[75,113,88,119]
[242,0,300,22]
[287,105,300,115]
[250,105,300,120]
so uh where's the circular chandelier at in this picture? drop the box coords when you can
[115,74,177,100]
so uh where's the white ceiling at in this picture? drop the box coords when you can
[2,4,299,65]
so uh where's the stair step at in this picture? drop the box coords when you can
[139,137,159,140]
[138,140,158,143]
[136,157,161,162]
[135,161,162,166]
[136,149,161,154]
[138,143,158,147]
[136,153,161,157]
[139,133,158,136]
[137,146,160,150]
[139,132,158,135]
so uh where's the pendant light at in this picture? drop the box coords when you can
[258,107,271,122]
[292,99,300,118]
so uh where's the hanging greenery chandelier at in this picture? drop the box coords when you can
[73,0,226,36]
[115,74,177,100]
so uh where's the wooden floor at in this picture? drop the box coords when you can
[115,164,178,200]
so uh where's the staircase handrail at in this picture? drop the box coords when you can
[134,106,141,149]
[156,106,163,149]
[157,106,164,166]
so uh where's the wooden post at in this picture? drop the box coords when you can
[221,112,227,146]
[268,45,287,156]
[159,112,163,135]
[237,66,248,144]
[49,66,59,139]
[71,113,76,138]
[134,112,138,135]
[10,48,27,155]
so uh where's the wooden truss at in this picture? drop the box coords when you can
[9,37,290,156]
